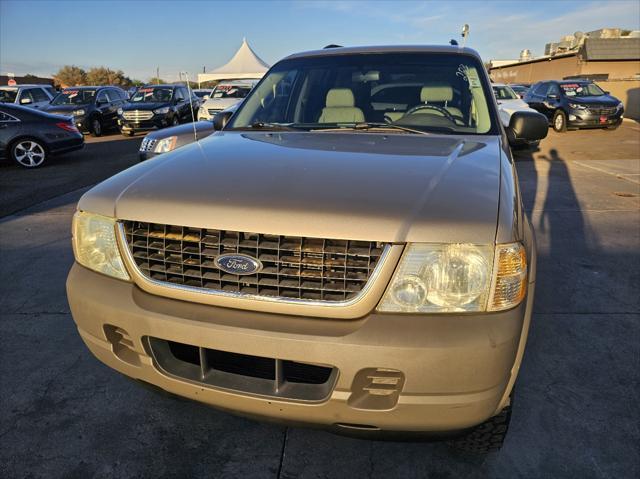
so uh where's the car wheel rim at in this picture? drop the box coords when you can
[14,141,45,167]
[555,115,563,130]
[173,117,178,125]
[93,120,101,134]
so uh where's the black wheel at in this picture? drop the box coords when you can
[11,138,47,168]
[449,402,512,453]
[91,117,103,137]
[171,115,180,126]
[552,110,567,132]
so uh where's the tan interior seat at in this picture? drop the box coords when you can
[418,84,463,120]
[318,88,365,123]
[384,111,405,122]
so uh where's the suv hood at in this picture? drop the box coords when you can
[122,102,171,111]
[566,95,620,106]
[80,132,502,243]
[44,104,83,114]
[202,97,242,110]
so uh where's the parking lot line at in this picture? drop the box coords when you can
[573,160,640,185]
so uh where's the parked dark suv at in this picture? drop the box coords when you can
[118,84,198,136]
[524,80,623,132]
[44,86,128,136]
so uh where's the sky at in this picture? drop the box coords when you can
[1,0,639,82]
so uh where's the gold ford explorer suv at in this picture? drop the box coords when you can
[67,45,548,453]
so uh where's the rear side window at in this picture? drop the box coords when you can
[31,88,50,102]
[96,90,108,103]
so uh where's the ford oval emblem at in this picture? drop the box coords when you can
[214,254,263,275]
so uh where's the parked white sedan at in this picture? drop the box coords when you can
[197,79,258,121]
[493,83,535,127]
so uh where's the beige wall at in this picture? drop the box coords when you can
[601,79,640,120]
[490,56,580,84]
[490,57,640,83]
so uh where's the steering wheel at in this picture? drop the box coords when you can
[403,104,457,123]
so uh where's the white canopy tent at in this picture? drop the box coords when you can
[198,39,270,85]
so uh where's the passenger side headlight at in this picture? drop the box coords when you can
[73,109,85,116]
[72,211,130,281]
[377,242,526,313]
[568,103,586,110]
[154,107,170,114]
[117,107,123,115]
[154,136,177,153]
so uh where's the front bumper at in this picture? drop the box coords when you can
[118,115,170,132]
[567,109,623,129]
[67,263,534,434]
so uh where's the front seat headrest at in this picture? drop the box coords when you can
[326,88,356,107]
[421,84,454,103]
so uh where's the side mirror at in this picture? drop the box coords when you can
[20,97,32,105]
[213,110,234,130]
[604,91,610,95]
[506,110,548,146]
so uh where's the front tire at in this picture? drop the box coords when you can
[11,139,47,168]
[171,115,180,126]
[449,403,512,453]
[552,110,567,132]
[91,117,103,137]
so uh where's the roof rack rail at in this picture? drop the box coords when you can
[323,44,343,49]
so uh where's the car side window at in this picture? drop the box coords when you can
[31,88,50,102]
[96,90,108,103]
[532,83,546,96]
[546,83,560,97]
[174,88,185,101]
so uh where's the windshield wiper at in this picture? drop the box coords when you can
[314,122,431,135]
[248,121,305,131]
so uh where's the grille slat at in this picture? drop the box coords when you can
[124,110,154,121]
[122,221,386,303]
[587,106,616,116]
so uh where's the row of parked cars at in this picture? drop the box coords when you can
[0,80,259,168]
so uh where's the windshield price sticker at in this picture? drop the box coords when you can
[138,88,154,94]
[65,90,79,97]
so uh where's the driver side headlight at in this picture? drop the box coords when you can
[154,136,177,153]
[377,242,526,313]
[154,107,170,114]
[72,211,130,281]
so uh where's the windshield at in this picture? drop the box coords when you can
[130,87,173,103]
[560,83,605,97]
[51,89,96,105]
[493,85,518,100]
[0,88,18,103]
[228,53,496,134]
[212,84,252,99]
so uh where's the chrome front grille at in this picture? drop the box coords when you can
[587,106,616,116]
[121,221,387,303]
[139,137,157,152]
[123,110,154,121]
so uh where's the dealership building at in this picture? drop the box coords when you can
[489,29,640,119]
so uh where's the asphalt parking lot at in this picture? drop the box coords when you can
[1,123,639,478]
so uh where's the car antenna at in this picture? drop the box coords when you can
[180,71,198,143]
[461,24,469,48]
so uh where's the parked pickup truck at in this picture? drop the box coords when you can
[67,45,547,453]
